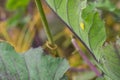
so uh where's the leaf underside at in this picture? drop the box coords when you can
[45,0,120,80]
[45,0,106,58]
[98,41,120,80]
[0,42,70,80]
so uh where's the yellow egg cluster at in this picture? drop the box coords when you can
[80,22,85,30]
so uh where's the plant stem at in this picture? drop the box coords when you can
[35,0,54,45]
[71,38,101,77]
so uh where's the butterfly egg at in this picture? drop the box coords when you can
[80,22,85,30]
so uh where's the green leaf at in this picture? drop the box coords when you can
[45,0,120,79]
[7,13,31,28]
[6,0,30,11]
[81,4,106,58]
[5,0,31,28]
[7,12,22,27]
[98,41,120,80]
[95,0,120,17]
[0,42,70,80]
[96,0,116,12]
[45,0,106,59]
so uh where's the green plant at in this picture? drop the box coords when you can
[0,0,120,80]
[1,0,70,80]
[45,0,120,80]
[0,42,69,80]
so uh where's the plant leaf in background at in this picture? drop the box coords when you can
[5,0,31,28]
[3,0,36,53]
[98,39,120,80]
[0,42,70,80]
[6,13,31,28]
[96,0,116,12]
[96,0,120,23]
[6,0,30,11]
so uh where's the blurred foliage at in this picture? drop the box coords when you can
[0,0,42,52]
[5,0,31,28]
[0,12,41,52]
[6,0,30,11]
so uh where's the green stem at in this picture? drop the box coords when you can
[35,0,54,45]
